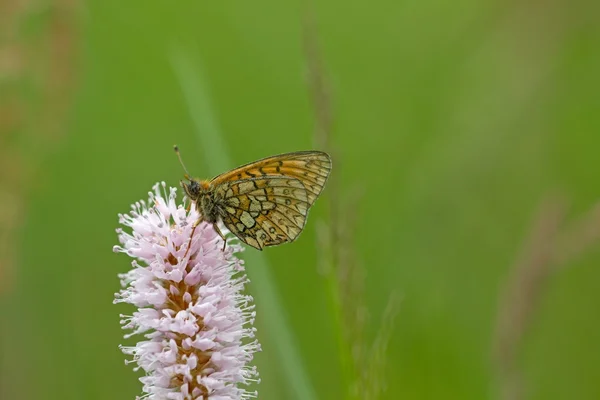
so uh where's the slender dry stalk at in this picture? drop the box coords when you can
[0,2,79,399]
[361,292,401,400]
[493,195,600,400]
[0,0,29,296]
[0,0,79,295]
[301,4,399,398]
[493,196,567,400]
[301,3,332,151]
[553,202,600,269]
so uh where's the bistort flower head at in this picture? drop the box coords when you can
[114,182,260,400]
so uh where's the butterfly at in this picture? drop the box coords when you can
[174,147,332,252]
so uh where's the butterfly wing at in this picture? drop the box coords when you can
[213,177,312,250]
[209,151,332,205]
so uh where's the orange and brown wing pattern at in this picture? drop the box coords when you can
[213,177,312,250]
[209,151,332,205]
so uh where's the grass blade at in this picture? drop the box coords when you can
[170,46,318,400]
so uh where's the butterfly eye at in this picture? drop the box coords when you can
[191,181,201,195]
[182,180,201,199]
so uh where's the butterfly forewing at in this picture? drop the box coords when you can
[209,151,332,205]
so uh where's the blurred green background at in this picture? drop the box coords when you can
[2,0,600,399]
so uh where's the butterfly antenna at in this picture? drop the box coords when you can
[173,145,191,179]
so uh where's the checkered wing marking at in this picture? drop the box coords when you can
[214,177,311,250]
[209,151,332,205]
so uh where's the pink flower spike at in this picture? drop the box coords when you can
[114,182,261,399]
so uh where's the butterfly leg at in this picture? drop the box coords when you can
[183,219,201,258]
[213,224,227,251]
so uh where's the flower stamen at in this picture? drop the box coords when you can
[114,183,260,399]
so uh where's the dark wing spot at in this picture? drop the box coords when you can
[285,199,291,205]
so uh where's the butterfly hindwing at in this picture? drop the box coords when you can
[213,177,311,249]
